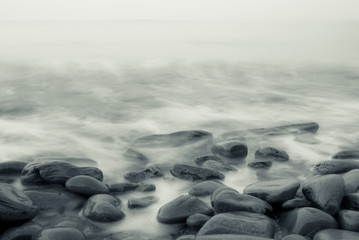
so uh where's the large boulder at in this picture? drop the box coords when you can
[255,147,289,162]
[332,150,359,160]
[157,195,214,224]
[197,211,275,238]
[83,194,125,222]
[313,160,359,175]
[188,181,225,196]
[171,164,224,181]
[342,169,359,194]
[342,193,359,210]
[279,207,338,237]
[21,161,103,185]
[65,175,109,196]
[302,174,344,215]
[243,178,300,204]
[33,227,87,240]
[0,183,38,222]
[210,140,248,163]
[313,229,359,240]
[338,210,359,231]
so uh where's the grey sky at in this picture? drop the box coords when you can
[0,0,358,21]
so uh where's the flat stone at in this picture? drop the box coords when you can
[313,160,359,175]
[338,210,359,231]
[33,227,87,240]
[109,183,156,193]
[0,183,38,222]
[342,169,359,194]
[0,222,42,240]
[83,194,125,222]
[194,155,222,166]
[342,193,359,210]
[211,187,272,214]
[282,198,313,209]
[157,195,214,224]
[124,165,163,183]
[188,181,225,196]
[128,196,158,209]
[302,174,344,215]
[197,211,275,238]
[313,229,359,240]
[186,214,211,228]
[243,178,300,204]
[248,160,272,170]
[65,175,109,196]
[255,147,289,162]
[279,207,338,237]
[281,235,310,240]
[210,140,248,162]
[332,150,359,160]
[203,160,237,172]
[123,148,149,163]
[21,161,103,185]
[196,235,274,240]
[171,164,224,181]
[0,161,28,175]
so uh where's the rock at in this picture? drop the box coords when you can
[128,196,158,209]
[194,155,222,166]
[332,150,359,160]
[0,161,28,175]
[279,207,338,237]
[21,161,103,185]
[132,130,213,148]
[243,178,300,204]
[186,214,211,228]
[124,165,163,182]
[33,227,87,240]
[35,157,98,167]
[65,175,109,196]
[248,160,272,170]
[282,198,313,209]
[196,235,274,240]
[157,195,214,224]
[103,231,172,240]
[188,181,225,196]
[338,210,359,231]
[302,174,344,215]
[210,140,248,162]
[197,211,275,238]
[0,183,38,222]
[313,229,359,240]
[342,193,359,210]
[255,147,289,162]
[0,222,42,240]
[203,160,237,172]
[24,186,86,212]
[342,169,359,194]
[176,235,195,240]
[171,164,224,181]
[313,160,359,175]
[83,194,125,222]
[281,235,310,240]
[211,187,272,214]
[123,148,149,163]
[109,183,156,193]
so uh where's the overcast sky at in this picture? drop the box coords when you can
[0,0,358,21]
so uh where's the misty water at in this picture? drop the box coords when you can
[1,20,359,236]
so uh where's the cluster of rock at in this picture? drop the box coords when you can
[1,122,359,240]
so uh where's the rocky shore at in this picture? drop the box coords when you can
[1,122,359,239]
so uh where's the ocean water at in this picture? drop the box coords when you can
[1,20,359,236]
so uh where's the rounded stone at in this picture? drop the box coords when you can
[176,235,196,240]
[128,196,158,209]
[255,147,289,162]
[282,198,313,209]
[338,210,359,231]
[188,181,225,196]
[342,193,359,210]
[83,194,125,222]
[186,214,211,228]
[109,183,156,193]
[203,160,237,172]
[33,227,87,240]
[170,164,224,181]
[210,140,248,161]
[281,235,310,240]
[196,235,274,240]
[0,222,42,240]
[313,160,359,175]
[342,169,359,194]
[332,150,359,160]
[313,229,359,240]
[123,148,149,163]
[65,175,109,196]
[248,161,272,170]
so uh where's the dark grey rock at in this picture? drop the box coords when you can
[83,194,125,222]
[157,195,214,224]
[342,169,359,194]
[279,207,338,237]
[124,165,163,182]
[210,140,248,162]
[196,235,274,240]
[248,160,272,170]
[65,175,109,196]
[211,187,272,214]
[103,231,172,240]
[342,193,359,210]
[176,235,195,240]
[313,160,359,175]
[332,150,359,160]
[188,181,225,196]
[313,229,359,240]
[282,198,313,209]
[281,235,310,240]
[33,227,87,240]
[194,155,222,166]
[132,130,213,148]
[128,196,158,209]
[123,148,149,163]
[0,161,28,175]
[171,164,224,181]
[255,147,289,162]
[302,174,344,215]
[21,161,103,185]
[186,214,211,228]
[0,183,38,222]
[338,210,359,231]
[197,211,275,238]
[203,160,237,172]
[109,183,156,193]
[243,178,300,204]
[0,222,42,240]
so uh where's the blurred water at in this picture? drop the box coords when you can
[0,20,359,235]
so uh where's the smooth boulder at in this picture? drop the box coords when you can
[65,175,109,196]
[109,183,156,193]
[0,222,42,240]
[33,227,87,240]
[210,140,248,162]
[338,210,359,231]
[196,235,274,240]
[255,147,289,162]
[124,165,163,182]
[342,169,359,194]
[313,160,359,175]
[281,235,310,240]
[171,164,224,181]
[188,181,225,196]
[342,193,359,210]
[194,155,222,166]
[332,150,359,160]
[186,214,211,228]
[83,194,125,222]
[313,229,359,240]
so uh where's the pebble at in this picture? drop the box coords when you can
[338,210,359,231]
[65,175,109,196]
[124,165,163,182]
[33,227,87,240]
[313,160,359,175]
[194,155,222,166]
[243,178,300,204]
[210,140,248,162]
[123,148,149,163]
[171,164,224,181]
[188,180,225,196]
[313,229,359,240]
[255,147,289,162]
[157,195,214,224]
[342,169,359,194]
[83,194,125,222]
[302,174,344,215]
[203,160,237,172]
[0,222,42,240]
[342,193,359,210]
[186,214,211,228]
[332,150,359,160]
[128,196,158,209]
[109,183,156,193]
[197,211,275,238]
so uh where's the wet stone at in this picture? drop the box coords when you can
[332,150,359,160]
[176,235,196,240]
[0,161,28,175]
[281,235,310,240]
[124,165,163,183]
[302,174,344,215]
[0,222,42,240]
[188,180,225,196]
[33,227,87,240]
[65,175,109,196]
[313,229,359,240]
[282,198,313,209]
[194,155,222,166]
[197,211,275,238]
[210,140,248,163]
[203,160,237,172]
[313,160,359,175]
[35,157,98,167]
[123,148,149,163]
[21,161,103,185]
[157,195,214,224]
[248,160,272,170]
[109,183,156,193]
[0,183,39,222]
[186,214,211,228]
[255,147,289,162]
[83,194,125,222]
[338,210,359,231]
[342,169,359,194]
[243,178,300,204]
[171,164,224,181]
[342,193,359,210]
[128,196,158,209]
